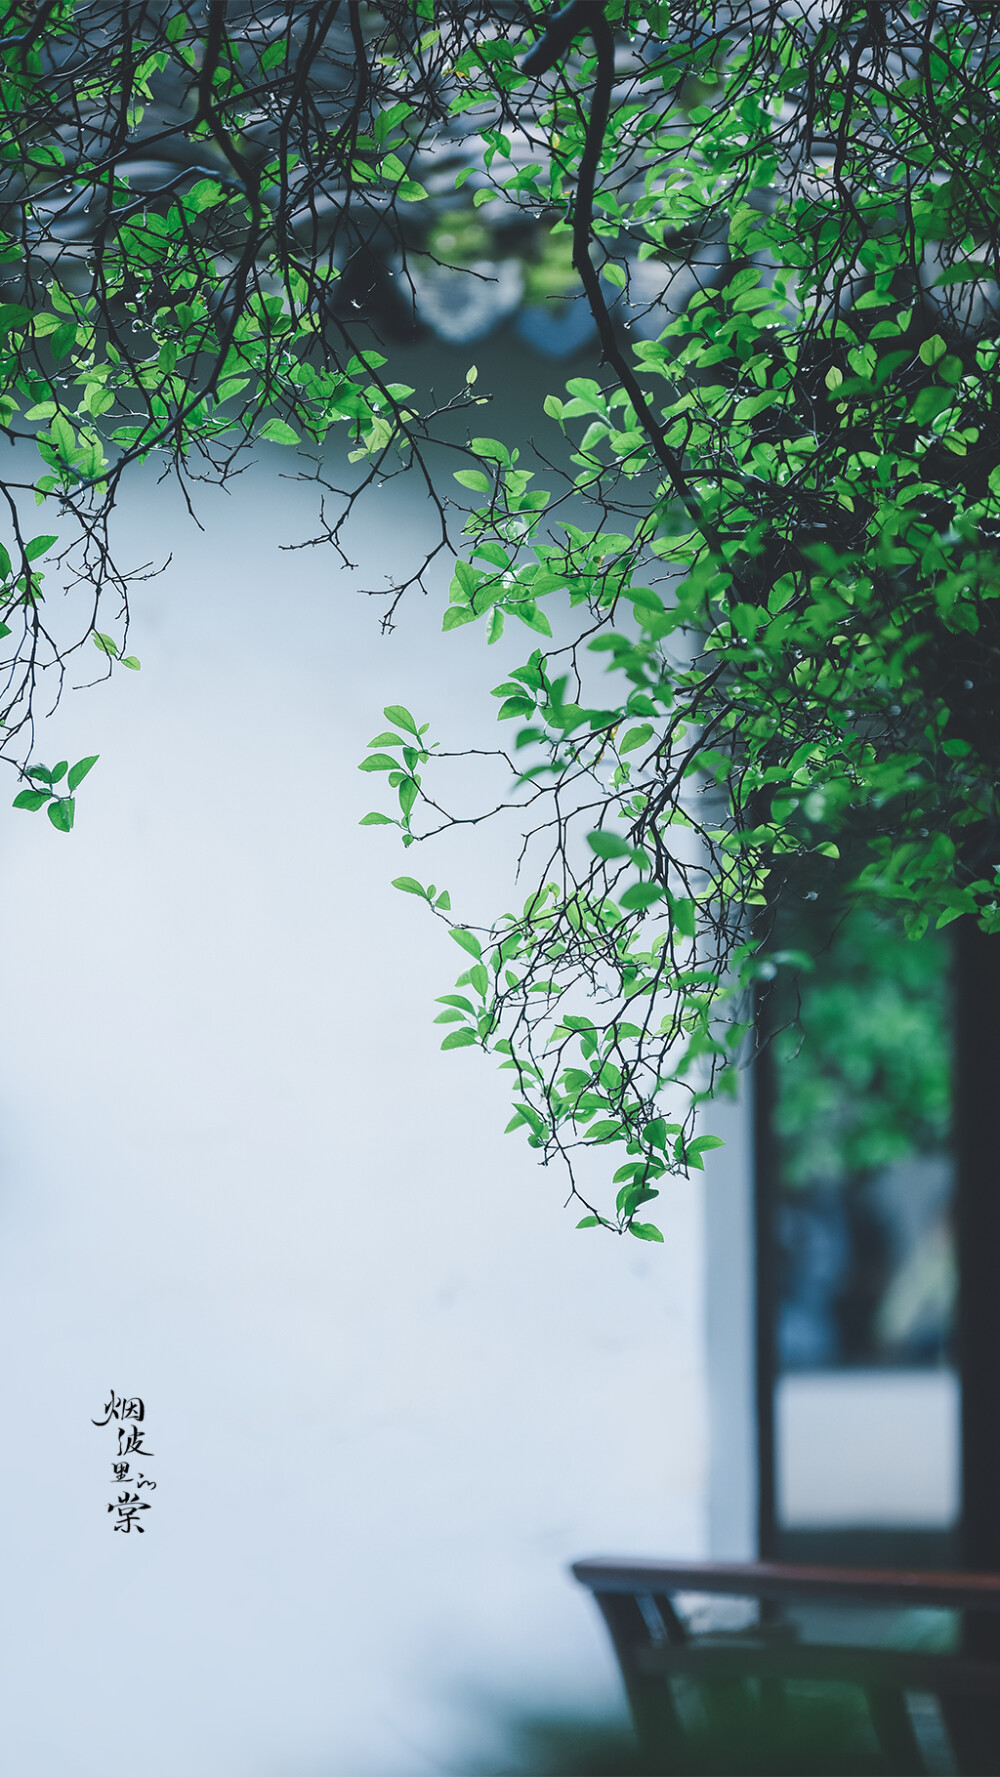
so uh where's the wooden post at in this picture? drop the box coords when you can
[948,918,1000,1770]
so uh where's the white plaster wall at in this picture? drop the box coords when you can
[0,344,713,1777]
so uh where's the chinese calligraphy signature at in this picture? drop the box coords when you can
[92,1391,156,1533]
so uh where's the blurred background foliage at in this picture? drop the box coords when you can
[771,908,952,1192]
[470,1681,925,1774]
[765,889,957,1371]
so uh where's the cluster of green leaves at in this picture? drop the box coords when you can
[12,752,97,831]
[358,0,1000,1231]
[4,1,1000,1235]
[359,703,438,837]
[0,0,491,784]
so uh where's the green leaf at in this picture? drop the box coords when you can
[474,542,510,569]
[384,705,419,735]
[676,1132,726,1170]
[443,606,477,631]
[619,882,664,910]
[441,1027,477,1049]
[587,830,632,860]
[932,260,996,287]
[450,927,482,960]
[619,724,653,755]
[93,633,118,658]
[392,876,428,897]
[359,811,393,825]
[453,469,492,493]
[122,656,141,671]
[259,418,299,447]
[511,601,552,637]
[911,387,954,425]
[688,1134,725,1158]
[26,534,58,561]
[0,303,32,338]
[46,797,74,832]
[67,754,98,792]
[671,898,697,939]
[618,1182,659,1215]
[919,334,947,367]
[49,413,76,459]
[576,1216,603,1229]
[359,753,399,772]
[13,790,49,811]
[471,437,511,465]
[368,732,406,748]
[628,1222,664,1242]
[734,389,781,421]
[375,100,413,142]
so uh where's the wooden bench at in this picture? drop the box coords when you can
[572,1557,1000,1774]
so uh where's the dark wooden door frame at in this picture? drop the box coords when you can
[954,918,1000,1579]
[753,1019,779,1561]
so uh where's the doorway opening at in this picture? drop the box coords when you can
[755,903,959,1568]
